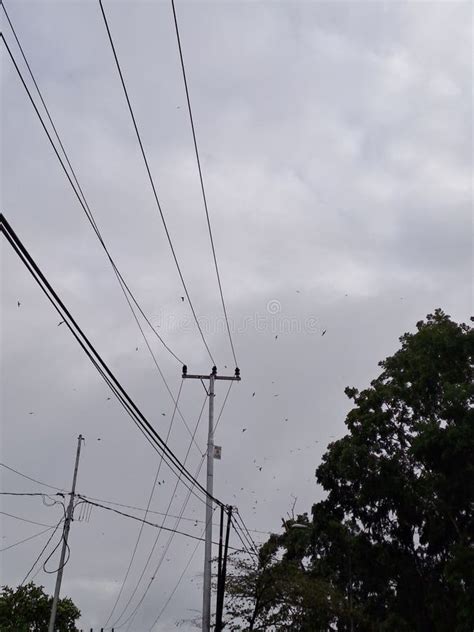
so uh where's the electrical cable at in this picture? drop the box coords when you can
[0,463,65,492]
[0,510,56,529]
[0,24,204,456]
[170,0,238,368]
[0,526,56,553]
[20,516,65,585]
[1,213,224,509]
[98,0,216,365]
[102,379,184,627]
[149,528,203,630]
[117,386,235,630]
[109,393,208,630]
[0,25,182,367]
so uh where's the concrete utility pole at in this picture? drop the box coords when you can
[48,434,84,632]
[182,365,240,632]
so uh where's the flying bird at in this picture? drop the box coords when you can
[275,335,278,340]
[135,347,138,351]
[106,397,111,401]
[161,413,166,416]
[97,438,101,441]
[258,466,262,471]
[321,329,327,336]
[17,301,21,307]
[28,412,34,415]
[242,428,247,432]
[252,392,255,397]
[57,321,65,327]
[181,296,185,302]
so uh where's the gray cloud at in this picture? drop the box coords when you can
[1,0,472,630]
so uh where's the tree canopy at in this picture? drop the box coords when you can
[0,583,80,632]
[224,309,474,631]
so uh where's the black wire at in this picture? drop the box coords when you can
[103,380,185,627]
[170,0,238,368]
[0,510,56,529]
[148,526,204,629]
[117,385,235,630]
[98,0,216,366]
[78,496,248,554]
[1,214,224,508]
[234,511,260,557]
[20,516,65,585]
[4,236,206,515]
[0,462,65,492]
[0,19,204,462]
[0,20,205,455]
[0,27,184,367]
[109,394,208,630]
[0,526,56,553]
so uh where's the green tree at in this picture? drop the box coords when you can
[0,583,80,632]
[225,310,473,631]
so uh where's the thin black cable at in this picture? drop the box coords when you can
[149,527,203,629]
[0,25,204,456]
[0,510,55,529]
[110,394,208,630]
[20,517,64,586]
[103,379,184,627]
[230,515,255,561]
[98,0,215,365]
[0,526,56,553]
[77,493,271,536]
[0,28,183,367]
[77,497,247,553]
[6,235,206,513]
[118,387,235,630]
[171,0,238,368]
[1,214,223,508]
[234,511,260,557]
[0,463,65,492]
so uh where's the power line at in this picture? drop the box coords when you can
[109,395,208,630]
[0,526,56,553]
[116,386,235,631]
[0,20,183,367]
[170,0,238,368]
[103,380,185,628]
[0,20,204,456]
[98,0,216,365]
[0,462,65,492]
[149,527,203,630]
[0,510,56,529]
[1,213,223,508]
[21,517,65,586]
[77,496,249,554]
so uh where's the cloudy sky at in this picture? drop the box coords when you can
[1,0,472,630]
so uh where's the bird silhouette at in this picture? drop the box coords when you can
[106,397,111,401]
[242,428,247,432]
[322,329,327,336]
[28,412,34,415]
[275,335,278,340]
[135,347,138,351]
[252,392,255,397]
[57,321,65,327]
[161,413,166,416]
[181,296,185,302]
[17,301,21,308]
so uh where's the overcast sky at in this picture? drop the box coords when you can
[1,0,472,630]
